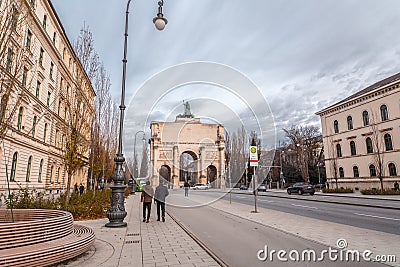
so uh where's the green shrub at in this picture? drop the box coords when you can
[7,188,113,220]
[322,188,354,193]
[360,188,400,195]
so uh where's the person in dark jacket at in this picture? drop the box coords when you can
[154,180,169,222]
[141,181,154,223]
[79,183,84,195]
[184,181,190,197]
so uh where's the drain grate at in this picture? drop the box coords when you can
[127,233,140,236]
[125,240,140,244]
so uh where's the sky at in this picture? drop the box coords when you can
[51,0,400,152]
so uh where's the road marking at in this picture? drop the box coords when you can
[291,204,318,209]
[354,213,400,221]
[259,199,274,203]
[236,196,247,199]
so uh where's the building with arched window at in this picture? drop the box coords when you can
[317,72,400,190]
[0,0,94,195]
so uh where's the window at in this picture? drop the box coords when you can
[334,120,339,133]
[336,144,342,157]
[38,159,43,182]
[26,30,32,49]
[50,62,54,78]
[17,107,23,131]
[369,165,376,177]
[49,165,53,183]
[11,6,18,30]
[42,15,47,29]
[350,141,356,156]
[47,91,51,106]
[353,166,359,178]
[22,67,28,87]
[347,116,353,130]
[380,105,388,121]
[32,116,37,137]
[0,94,8,122]
[56,167,60,183]
[30,0,35,8]
[384,133,393,151]
[35,81,40,98]
[52,32,56,45]
[339,167,344,178]
[10,152,18,181]
[43,123,47,142]
[55,130,59,147]
[63,48,66,59]
[388,163,397,176]
[366,137,373,153]
[26,156,32,182]
[39,48,44,65]
[6,48,13,72]
[58,100,61,115]
[362,111,369,126]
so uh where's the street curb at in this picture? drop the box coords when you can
[167,210,228,267]
[224,191,400,210]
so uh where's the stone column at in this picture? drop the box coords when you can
[200,146,205,177]
[173,145,179,187]
[219,146,225,189]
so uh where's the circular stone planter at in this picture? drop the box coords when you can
[0,209,95,267]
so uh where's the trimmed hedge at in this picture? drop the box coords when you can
[322,188,354,193]
[6,188,115,220]
[360,189,400,195]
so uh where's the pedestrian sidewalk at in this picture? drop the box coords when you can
[60,193,219,267]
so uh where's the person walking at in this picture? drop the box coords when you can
[394,181,399,191]
[79,183,84,195]
[154,180,169,222]
[141,181,154,223]
[74,183,78,194]
[184,181,190,197]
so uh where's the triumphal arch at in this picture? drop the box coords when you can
[150,102,225,188]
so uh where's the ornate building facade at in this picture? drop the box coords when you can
[150,102,226,188]
[317,72,400,190]
[0,0,94,198]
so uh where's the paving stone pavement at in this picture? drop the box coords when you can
[61,193,219,267]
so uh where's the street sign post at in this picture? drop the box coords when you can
[250,146,258,167]
[250,146,258,213]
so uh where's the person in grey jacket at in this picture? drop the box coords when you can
[154,180,169,222]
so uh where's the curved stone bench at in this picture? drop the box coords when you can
[0,209,95,267]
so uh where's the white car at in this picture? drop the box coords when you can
[192,184,208,190]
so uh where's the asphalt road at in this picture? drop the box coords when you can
[197,191,400,235]
[168,200,385,267]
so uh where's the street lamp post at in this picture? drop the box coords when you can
[105,0,168,228]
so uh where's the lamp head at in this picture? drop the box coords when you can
[153,16,168,31]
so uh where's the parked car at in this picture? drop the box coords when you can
[287,182,315,195]
[239,185,248,190]
[257,184,267,192]
[192,184,208,190]
[314,183,326,189]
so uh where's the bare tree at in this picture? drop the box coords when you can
[327,135,339,189]
[63,69,92,205]
[0,0,31,143]
[229,126,247,187]
[139,142,149,178]
[283,125,320,182]
[370,112,385,191]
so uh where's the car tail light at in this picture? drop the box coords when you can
[301,185,307,188]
